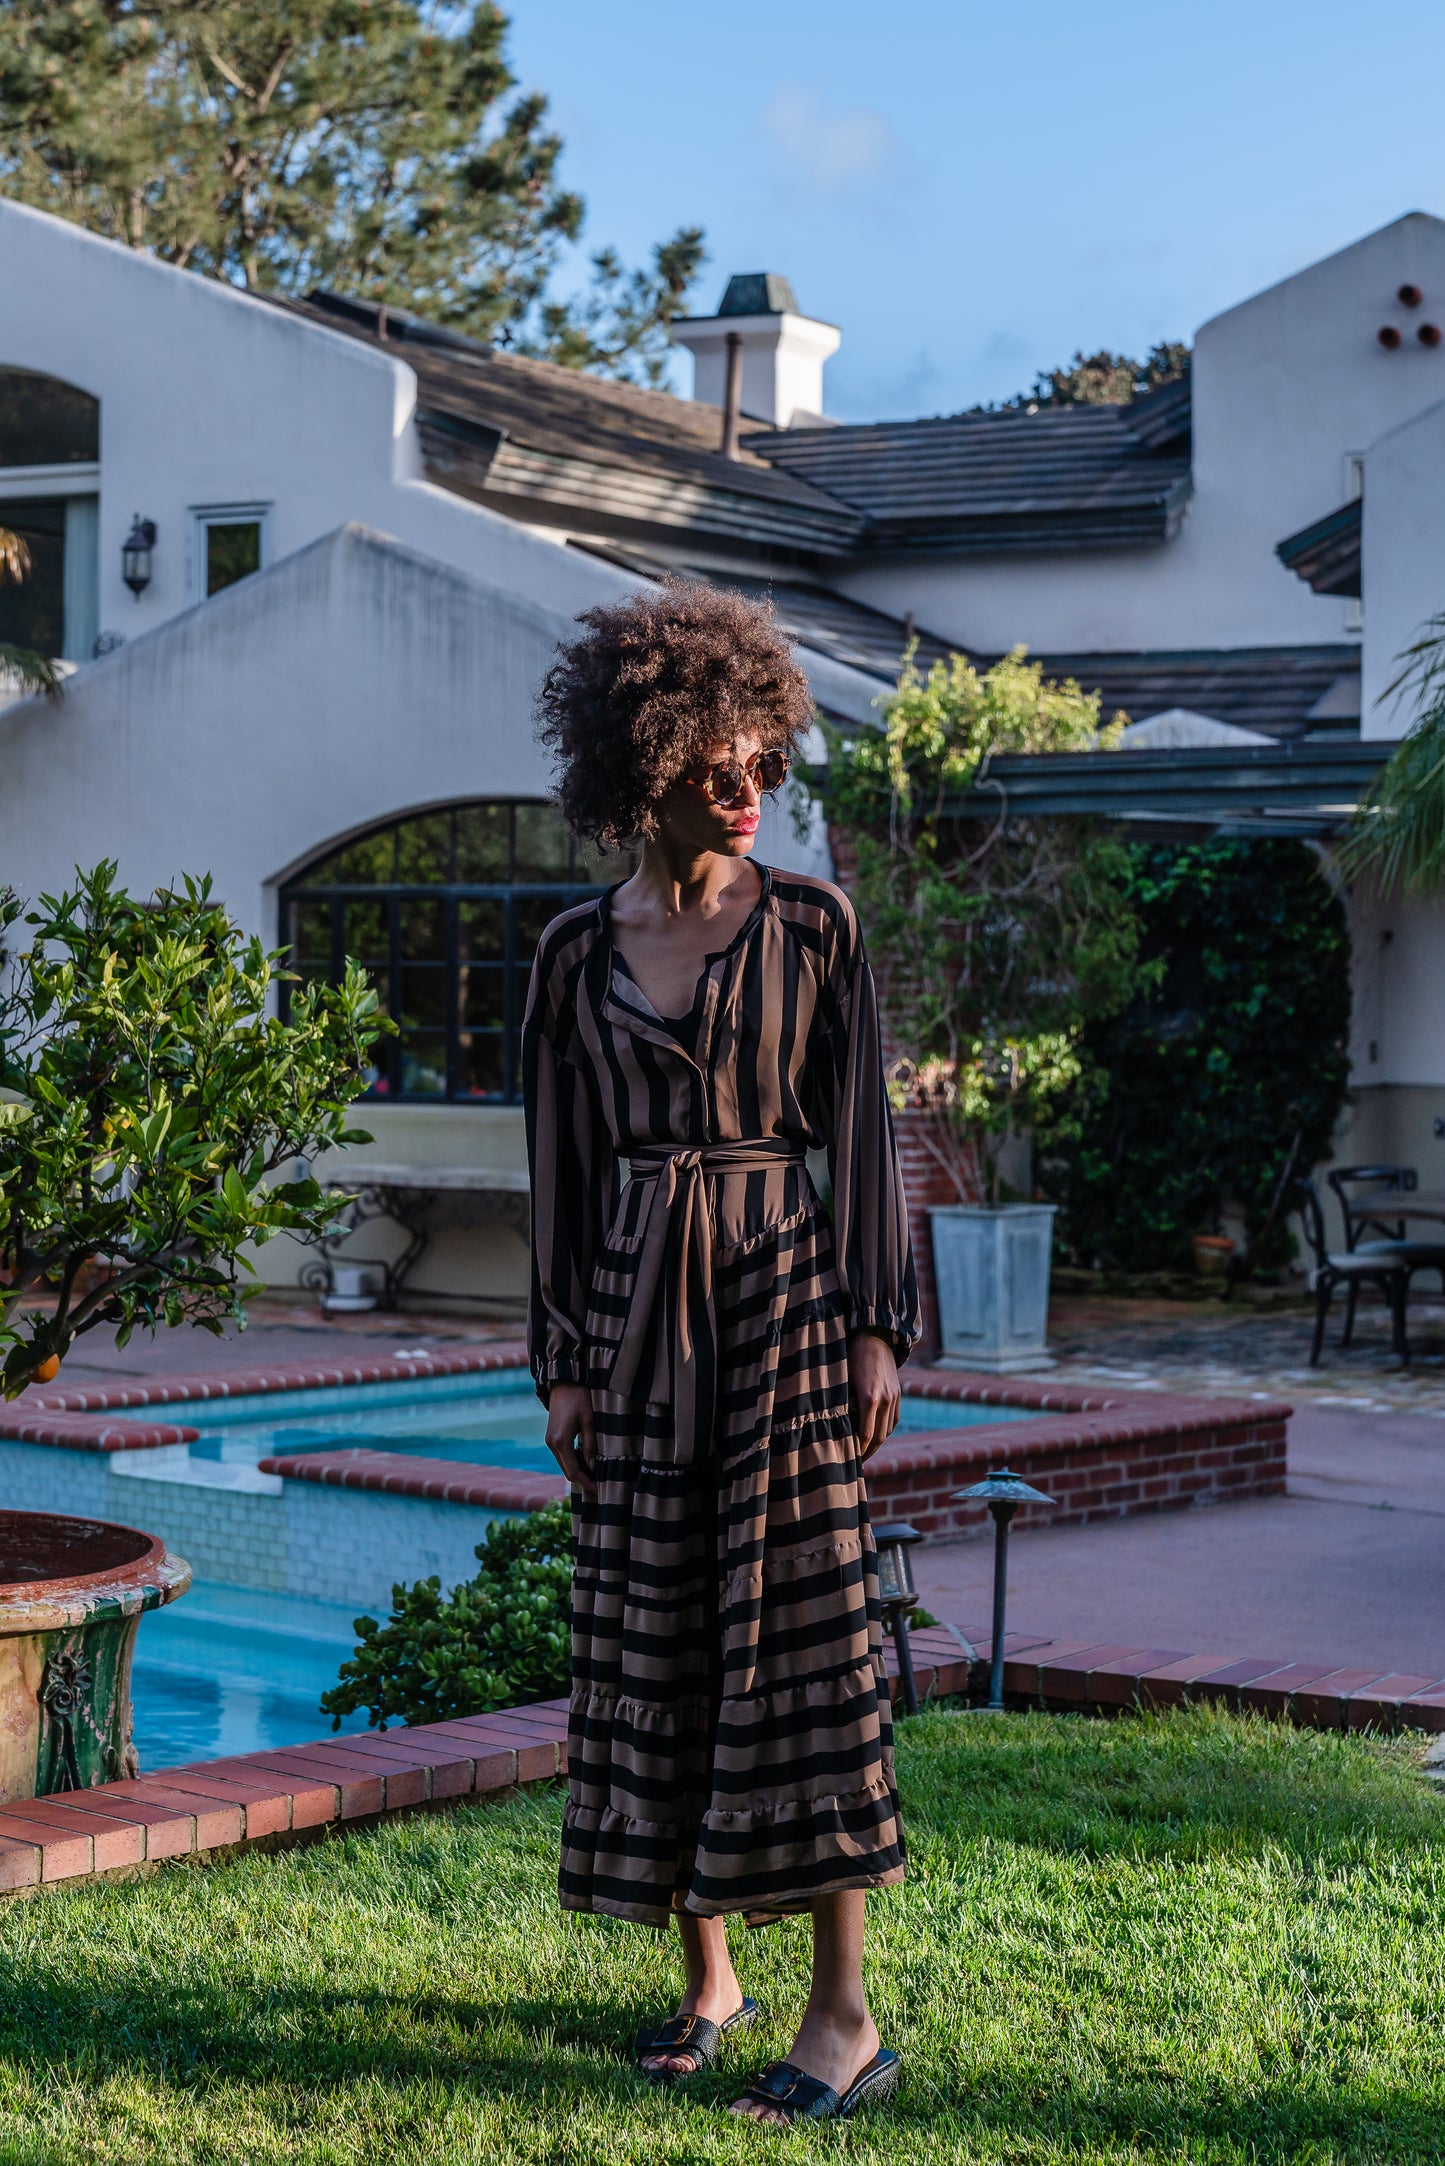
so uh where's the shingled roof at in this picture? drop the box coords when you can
[741,382,1194,555]
[1276,498,1362,597]
[572,544,1356,742]
[1027,642,1361,741]
[277,292,863,558]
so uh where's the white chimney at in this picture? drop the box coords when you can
[672,274,841,431]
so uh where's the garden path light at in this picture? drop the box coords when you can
[872,1523,923,1715]
[951,1469,1055,1710]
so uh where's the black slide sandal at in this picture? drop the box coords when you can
[733,2047,902,2123]
[634,1998,761,2084]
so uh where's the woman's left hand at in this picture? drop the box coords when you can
[848,1331,901,1461]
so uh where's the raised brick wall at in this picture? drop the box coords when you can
[253,1368,1289,1544]
[867,1399,1288,1539]
[826,820,978,1361]
[892,1110,958,1358]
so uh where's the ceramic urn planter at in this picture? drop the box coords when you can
[930,1202,1059,1372]
[0,1511,190,1805]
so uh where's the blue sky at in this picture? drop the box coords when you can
[504,0,1445,419]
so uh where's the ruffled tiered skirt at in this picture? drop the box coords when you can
[560,1193,906,1925]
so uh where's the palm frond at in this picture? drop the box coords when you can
[0,527,61,701]
[0,644,61,701]
[1338,612,1445,896]
[0,529,29,584]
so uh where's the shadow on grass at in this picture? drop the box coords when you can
[0,1713,1438,2157]
[0,1964,1439,2159]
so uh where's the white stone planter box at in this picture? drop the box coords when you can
[930,1203,1058,1372]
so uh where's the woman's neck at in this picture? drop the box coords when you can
[627,838,759,923]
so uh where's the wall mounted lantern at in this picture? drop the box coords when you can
[121,515,157,596]
[873,1522,924,1715]
[951,1468,1055,1711]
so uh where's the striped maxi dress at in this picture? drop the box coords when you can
[523,865,920,1927]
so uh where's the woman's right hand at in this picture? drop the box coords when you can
[545,1383,598,1494]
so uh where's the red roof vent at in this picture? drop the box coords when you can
[1378,324,1403,348]
[1399,283,1424,307]
[1420,322,1442,347]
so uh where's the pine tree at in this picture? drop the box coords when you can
[985,341,1191,413]
[0,1,702,375]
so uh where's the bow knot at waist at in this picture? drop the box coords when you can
[626,1137,806,1181]
[607,1138,808,1461]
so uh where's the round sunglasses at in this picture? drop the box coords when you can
[687,748,790,804]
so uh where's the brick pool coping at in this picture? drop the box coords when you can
[3,1342,532,1450]
[256,1370,1291,1538]
[6,1349,1291,1538]
[2,1621,1442,1894]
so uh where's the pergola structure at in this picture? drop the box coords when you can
[949,739,1388,840]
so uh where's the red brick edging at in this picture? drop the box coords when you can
[2,1344,530,1452]
[3,1621,1438,1895]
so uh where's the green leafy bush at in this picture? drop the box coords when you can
[0,863,389,1394]
[322,1501,572,1732]
[1045,838,1350,1273]
[821,646,1146,1200]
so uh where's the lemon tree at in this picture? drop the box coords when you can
[0,862,390,1396]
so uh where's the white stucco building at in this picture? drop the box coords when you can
[3,196,1443,1301]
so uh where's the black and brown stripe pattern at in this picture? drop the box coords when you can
[523,866,919,1925]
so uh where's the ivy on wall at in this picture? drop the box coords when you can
[1043,839,1351,1273]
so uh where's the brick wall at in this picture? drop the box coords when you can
[867,1396,1288,1540]
[827,820,978,1360]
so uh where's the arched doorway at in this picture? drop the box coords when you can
[0,366,100,662]
[280,800,622,1103]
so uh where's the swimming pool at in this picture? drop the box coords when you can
[113,1373,1027,1767]
[149,1370,1027,1478]
[132,1579,372,1767]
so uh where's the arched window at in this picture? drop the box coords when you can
[0,367,99,467]
[280,801,624,1104]
[0,368,101,661]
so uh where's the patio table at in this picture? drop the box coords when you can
[299,1163,531,1307]
[1343,1190,1445,1233]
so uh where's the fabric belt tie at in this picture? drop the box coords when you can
[606,1137,806,1464]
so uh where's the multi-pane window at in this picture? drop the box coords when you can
[280,800,624,1104]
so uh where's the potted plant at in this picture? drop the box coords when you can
[822,647,1149,1369]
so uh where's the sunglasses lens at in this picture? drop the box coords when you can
[758,750,788,791]
[709,763,745,802]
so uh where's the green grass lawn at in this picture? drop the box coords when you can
[0,1708,1442,2164]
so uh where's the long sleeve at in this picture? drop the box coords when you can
[814,897,921,1363]
[523,946,615,1400]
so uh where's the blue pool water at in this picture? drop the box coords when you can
[133,1581,372,1768]
[126,1373,1025,1770]
[166,1369,1024,1474]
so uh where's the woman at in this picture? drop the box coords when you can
[523,581,919,2127]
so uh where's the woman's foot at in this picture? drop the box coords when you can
[639,1977,748,2080]
[730,2008,880,2123]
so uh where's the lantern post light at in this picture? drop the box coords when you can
[121,515,157,597]
[872,1521,924,1716]
[951,1468,1055,1711]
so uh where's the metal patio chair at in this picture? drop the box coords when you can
[1296,1178,1411,1364]
[1326,1162,1418,1250]
[1323,1164,1445,1346]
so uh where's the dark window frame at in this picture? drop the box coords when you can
[279,799,618,1105]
